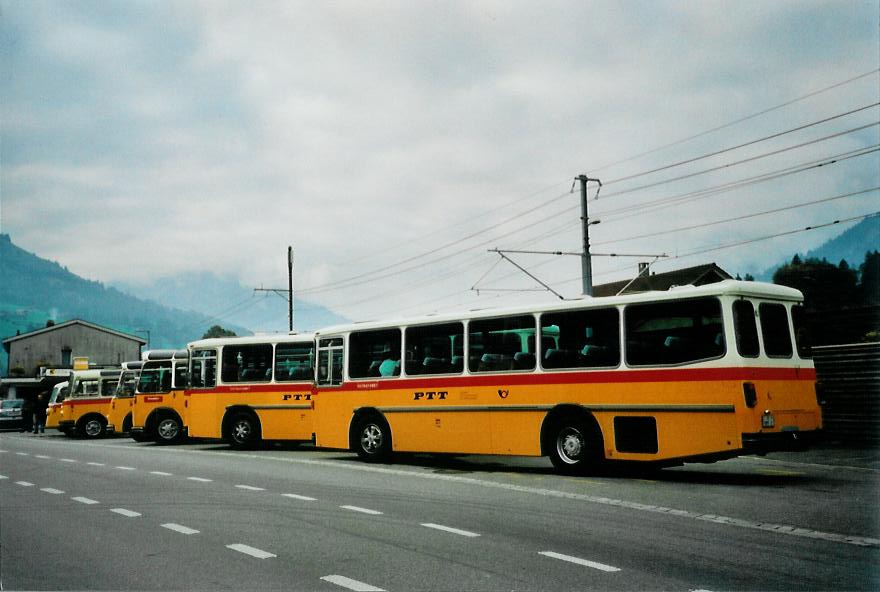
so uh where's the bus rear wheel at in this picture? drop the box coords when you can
[353,415,392,462]
[227,413,259,449]
[547,418,602,475]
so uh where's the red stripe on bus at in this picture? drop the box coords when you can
[64,398,113,406]
[332,366,816,392]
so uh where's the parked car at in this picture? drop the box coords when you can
[0,399,25,431]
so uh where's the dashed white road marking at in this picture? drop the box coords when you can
[539,551,621,573]
[111,508,141,518]
[321,575,385,592]
[15,452,29,456]
[87,462,105,466]
[282,493,317,501]
[40,488,65,495]
[72,497,100,505]
[35,455,51,459]
[235,484,265,491]
[187,477,212,482]
[15,481,34,487]
[59,458,77,463]
[150,471,173,476]
[226,544,276,559]
[340,505,383,516]
[0,475,7,480]
[115,466,136,471]
[161,523,199,535]
[421,523,481,538]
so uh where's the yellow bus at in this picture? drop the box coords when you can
[185,334,315,448]
[105,361,144,436]
[130,350,188,444]
[311,280,821,473]
[45,381,69,431]
[58,368,122,438]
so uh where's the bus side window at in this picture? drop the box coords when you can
[468,315,535,373]
[540,308,620,370]
[349,329,401,379]
[625,298,724,366]
[791,305,812,359]
[759,303,793,358]
[732,300,759,357]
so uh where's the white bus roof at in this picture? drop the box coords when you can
[314,280,804,337]
[188,332,316,350]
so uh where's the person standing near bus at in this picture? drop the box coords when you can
[32,392,48,434]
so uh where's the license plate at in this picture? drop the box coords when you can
[762,413,775,428]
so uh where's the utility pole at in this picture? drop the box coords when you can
[254,246,295,332]
[577,175,602,296]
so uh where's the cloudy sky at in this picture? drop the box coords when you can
[2,0,878,328]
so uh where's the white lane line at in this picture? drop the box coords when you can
[87,462,106,466]
[111,508,141,518]
[72,497,100,505]
[187,477,212,482]
[15,452,29,456]
[0,475,7,480]
[282,493,317,501]
[235,484,265,491]
[421,523,481,538]
[115,466,136,471]
[539,551,621,573]
[321,575,385,592]
[161,523,199,535]
[59,458,77,463]
[0,449,7,453]
[226,544,276,559]
[35,455,51,459]
[150,471,173,476]
[15,481,34,487]
[40,488,65,495]
[340,505,383,516]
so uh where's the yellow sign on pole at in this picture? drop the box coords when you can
[72,357,89,370]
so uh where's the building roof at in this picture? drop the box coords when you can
[2,319,147,347]
[592,263,732,297]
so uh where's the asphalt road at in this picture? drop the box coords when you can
[1,432,878,591]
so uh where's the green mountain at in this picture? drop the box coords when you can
[0,234,246,376]
[754,216,880,281]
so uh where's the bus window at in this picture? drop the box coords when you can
[349,329,401,379]
[139,362,172,394]
[625,298,724,366]
[759,303,793,358]
[732,300,759,358]
[275,342,315,381]
[174,365,188,389]
[221,344,273,383]
[317,338,343,386]
[791,304,812,359]
[190,349,217,388]
[540,308,620,369]
[469,315,536,373]
[404,322,464,376]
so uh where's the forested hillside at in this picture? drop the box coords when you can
[0,234,246,375]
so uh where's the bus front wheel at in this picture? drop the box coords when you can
[79,417,106,439]
[353,415,392,462]
[227,413,259,449]
[547,418,601,475]
[155,415,183,444]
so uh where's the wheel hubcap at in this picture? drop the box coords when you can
[232,421,251,443]
[557,427,585,464]
[361,424,383,453]
[85,420,102,437]
[157,419,178,440]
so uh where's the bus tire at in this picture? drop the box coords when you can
[352,413,392,462]
[155,414,183,445]
[78,416,106,439]
[227,412,260,449]
[546,416,602,475]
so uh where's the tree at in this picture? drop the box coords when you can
[202,325,236,339]
[772,256,858,311]
[858,251,880,305]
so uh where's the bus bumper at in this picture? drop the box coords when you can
[742,429,821,454]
